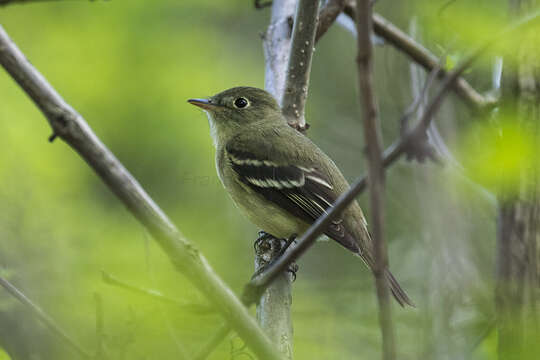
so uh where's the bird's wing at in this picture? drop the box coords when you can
[225,143,358,252]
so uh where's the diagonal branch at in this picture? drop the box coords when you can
[101,271,214,315]
[192,323,231,360]
[355,1,396,359]
[0,25,283,360]
[241,6,540,307]
[343,4,497,110]
[315,0,346,42]
[0,276,93,359]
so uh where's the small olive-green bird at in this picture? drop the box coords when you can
[188,86,413,307]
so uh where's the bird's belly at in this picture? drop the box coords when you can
[230,183,309,239]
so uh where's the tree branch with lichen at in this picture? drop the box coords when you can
[280,0,320,131]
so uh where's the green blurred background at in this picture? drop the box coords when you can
[0,0,536,359]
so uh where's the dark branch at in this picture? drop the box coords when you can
[0,25,283,360]
[343,4,497,110]
[280,0,320,131]
[0,276,93,359]
[400,62,444,163]
[315,0,346,42]
[355,1,396,359]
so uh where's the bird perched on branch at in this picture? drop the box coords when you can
[188,86,413,307]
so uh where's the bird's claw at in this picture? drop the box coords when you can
[250,233,299,281]
[287,262,299,282]
[254,231,274,251]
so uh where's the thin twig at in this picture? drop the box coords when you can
[142,231,191,360]
[241,7,540,307]
[438,0,458,16]
[0,276,93,359]
[401,61,443,133]
[101,271,214,315]
[355,1,396,359]
[192,324,231,360]
[0,25,283,360]
[315,0,346,42]
[280,0,320,131]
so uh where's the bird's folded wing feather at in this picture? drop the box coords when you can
[225,143,357,250]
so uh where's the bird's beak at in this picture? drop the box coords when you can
[187,98,220,110]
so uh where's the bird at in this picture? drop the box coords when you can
[188,86,413,307]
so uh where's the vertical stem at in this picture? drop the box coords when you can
[255,237,293,359]
[260,0,297,358]
[281,0,320,130]
[355,1,396,360]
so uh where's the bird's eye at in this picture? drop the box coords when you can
[234,97,249,108]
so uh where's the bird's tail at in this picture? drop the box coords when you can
[385,269,415,307]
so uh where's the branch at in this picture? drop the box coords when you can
[253,235,293,359]
[280,0,320,131]
[192,324,231,360]
[355,1,396,359]
[242,5,540,307]
[315,0,346,42]
[343,4,496,110]
[101,271,213,315]
[0,25,283,360]
[0,276,93,359]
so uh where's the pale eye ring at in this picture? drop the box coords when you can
[234,97,249,108]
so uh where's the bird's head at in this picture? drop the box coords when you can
[188,87,284,144]
[188,86,281,124]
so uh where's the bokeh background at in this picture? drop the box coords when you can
[0,0,537,359]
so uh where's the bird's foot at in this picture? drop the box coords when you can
[287,261,299,282]
[251,233,298,281]
[278,233,297,258]
[254,231,274,252]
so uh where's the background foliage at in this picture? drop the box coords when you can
[0,0,537,359]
